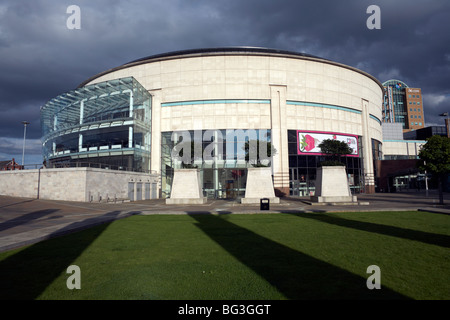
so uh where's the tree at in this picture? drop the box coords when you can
[318,139,353,166]
[243,140,277,167]
[418,135,450,204]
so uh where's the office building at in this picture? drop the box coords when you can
[382,79,425,132]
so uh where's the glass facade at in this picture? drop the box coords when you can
[161,129,271,199]
[383,80,408,128]
[161,129,366,199]
[382,80,425,132]
[287,130,364,196]
[41,77,152,172]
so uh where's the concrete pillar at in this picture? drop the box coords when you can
[78,134,83,152]
[129,90,134,118]
[80,100,84,124]
[361,99,375,193]
[128,127,133,149]
[150,89,162,174]
[270,85,290,196]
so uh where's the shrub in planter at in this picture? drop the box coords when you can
[318,139,353,167]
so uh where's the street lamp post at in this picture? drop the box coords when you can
[21,121,30,166]
[439,112,449,138]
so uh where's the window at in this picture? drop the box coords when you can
[419,122,422,126]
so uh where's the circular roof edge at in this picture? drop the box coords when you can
[78,47,383,91]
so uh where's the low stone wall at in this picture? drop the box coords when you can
[0,169,40,199]
[0,167,159,202]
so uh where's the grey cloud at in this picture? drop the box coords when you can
[0,0,449,162]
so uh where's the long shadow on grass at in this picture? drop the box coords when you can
[188,212,409,300]
[282,211,450,248]
[0,210,134,299]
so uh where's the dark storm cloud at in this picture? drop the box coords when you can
[0,0,449,163]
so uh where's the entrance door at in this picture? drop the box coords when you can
[289,168,308,196]
[289,168,299,196]
[218,168,246,199]
[145,183,150,200]
[135,183,142,200]
[202,168,247,199]
[128,182,135,201]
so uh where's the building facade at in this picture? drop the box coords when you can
[41,47,385,198]
[382,79,425,132]
[0,158,23,171]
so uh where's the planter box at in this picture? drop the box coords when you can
[166,168,207,204]
[310,166,357,204]
[241,167,280,204]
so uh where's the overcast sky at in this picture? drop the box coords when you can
[0,0,449,164]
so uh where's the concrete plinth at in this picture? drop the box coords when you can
[309,166,365,205]
[166,169,207,204]
[241,167,280,204]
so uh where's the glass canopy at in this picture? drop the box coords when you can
[40,77,152,172]
[41,77,151,138]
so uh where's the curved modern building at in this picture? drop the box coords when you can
[41,47,384,199]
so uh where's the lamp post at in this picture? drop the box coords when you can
[21,121,30,166]
[439,112,449,138]
[424,161,428,197]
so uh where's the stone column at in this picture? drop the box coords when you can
[150,89,162,174]
[361,99,375,193]
[270,85,290,196]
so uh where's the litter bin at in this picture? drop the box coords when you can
[260,198,270,210]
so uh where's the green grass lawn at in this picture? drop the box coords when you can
[0,211,449,300]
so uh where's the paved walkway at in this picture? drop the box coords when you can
[0,191,449,253]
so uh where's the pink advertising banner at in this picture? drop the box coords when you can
[297,130,359,157]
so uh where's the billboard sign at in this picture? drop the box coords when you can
[297,130,359,157]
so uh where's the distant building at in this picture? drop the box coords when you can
[403,125,448,140]
[376,123,425,192]
[0,158,23,171]
[382,80,425,132]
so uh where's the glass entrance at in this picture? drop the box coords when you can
[202,168,247,199]
[289,167,313,196]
